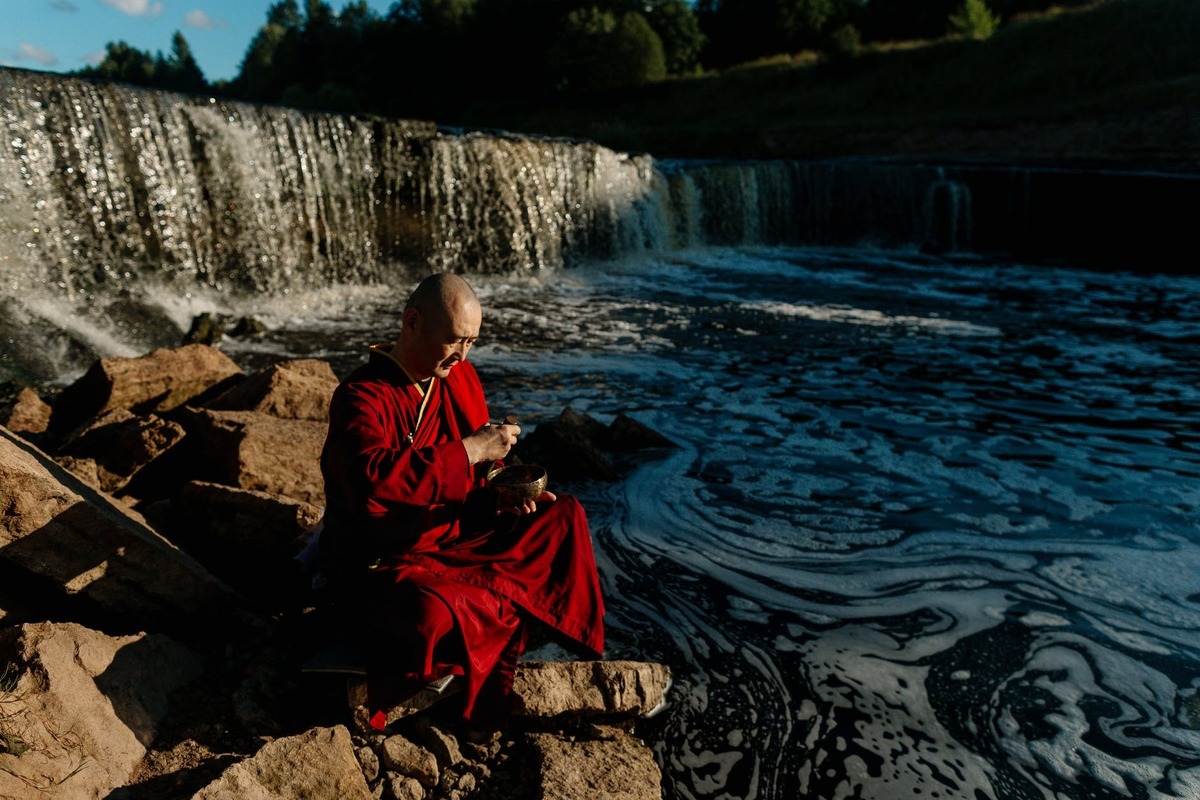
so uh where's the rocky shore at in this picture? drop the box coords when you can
[0,344,673,800]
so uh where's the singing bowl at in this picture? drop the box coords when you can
[486,464,549,505]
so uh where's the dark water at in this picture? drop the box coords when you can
[217,246,1200,800]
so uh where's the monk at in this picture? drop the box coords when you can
[318,272,605,733]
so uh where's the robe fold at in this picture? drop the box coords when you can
[319,347,605,723]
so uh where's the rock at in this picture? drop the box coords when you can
[178,409,327,505]
[176,480,321,559]
[55,408,186,493]
[386,772,425,800]
[606,413,676,452]
[0,424,243,631]
[1,387,51,435]
[229,316,267,338]
[413,718,462,769]
[357,745,382,783]
[48,344,243,440]
[512,661,671,719]
[0,621,202,800]
[184,312,224,346]
[518,407,617,483]
[203,358,338,421]
[379,733,439,788]
[526,729,663,800]
[191,725,373,800]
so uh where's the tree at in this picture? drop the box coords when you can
[162,32,207,93]
[548,7,666,92]
[645,0,706,75]
[948,0,1000,39]
[78,40,158,85]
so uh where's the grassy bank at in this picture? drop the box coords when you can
[459,0,1200,168]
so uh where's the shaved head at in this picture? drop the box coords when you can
[395,273,482,380]
[405,272,479,320]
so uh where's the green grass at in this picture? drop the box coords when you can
[458,0,1200,165]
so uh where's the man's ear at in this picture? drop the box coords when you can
[402,307,420,332]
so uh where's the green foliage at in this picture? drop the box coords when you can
[827,22,863,58]
[548,8,666,92]
[948,0,1001,39]
[77,32,209,94]
[645,0,706,75]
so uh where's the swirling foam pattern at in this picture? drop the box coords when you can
[230,248,1200,799]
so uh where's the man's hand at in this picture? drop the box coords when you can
[499,490,557,517]
[462,422,520,465]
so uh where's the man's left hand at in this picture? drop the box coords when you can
[499,490,557,516]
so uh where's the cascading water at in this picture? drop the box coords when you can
[1,67,1000,385]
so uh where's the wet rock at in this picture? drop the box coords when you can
[229,316,268,338]
[512,661,672,719]
[606,413,676,452]
[0,424,243,631]
[184,312,225,346]
[518,407,617,482]
[526,729,662,800]
[48,344,243,440]
[379,733,439,788]
[55,408,186,493]
[0,621,203,800]
[178,408,326,505]
[203,358,338,421]
[191,725,373,800]
[1,386,51,436]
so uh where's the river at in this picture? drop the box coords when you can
[204,245,1200,800]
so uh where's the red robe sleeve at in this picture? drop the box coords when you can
[321,358,492,556]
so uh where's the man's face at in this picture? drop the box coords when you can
[405,297,481,380]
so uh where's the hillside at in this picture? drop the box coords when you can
[459,0,1200,169]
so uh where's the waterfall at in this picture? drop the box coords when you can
[3,67,1197,385]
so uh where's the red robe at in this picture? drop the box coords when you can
[319,346,605,724]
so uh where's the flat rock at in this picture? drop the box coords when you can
[0,621,202,800]
[527,729,663,800]
[379,733,439,787]
[0,424,243,631]
[191,725,373,800]
[56,408,186,493]
[203,358,338,421]
[180,409,326,506]
[512,661,671,719]
[49,344,242,439]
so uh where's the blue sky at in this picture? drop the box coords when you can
[1,0,397,83]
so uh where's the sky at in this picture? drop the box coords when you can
[0,0,397,84]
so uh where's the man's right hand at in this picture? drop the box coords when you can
[462,422,521,465]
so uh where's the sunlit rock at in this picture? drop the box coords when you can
[0,621,203,800]
[48,344,243,440]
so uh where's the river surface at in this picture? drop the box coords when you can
[213,245,1200,800]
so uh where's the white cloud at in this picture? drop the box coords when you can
[184,9,229,30]
[16,42,60,67]
[50,0,79,11]
[82,49,106,66]
[101,0,164,17]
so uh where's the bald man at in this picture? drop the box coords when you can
[318,273,605,733]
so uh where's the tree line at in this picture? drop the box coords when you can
[75,0,1090,121]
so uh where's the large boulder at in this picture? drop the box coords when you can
[55,408,186,494]
[178,409,326,506]
[48,344,243,440]
[203,358,338,421]
[512,661,671,719]
[0,424,243,631]
[191,725,373,800]
[527,729,663,800]
[0,621,203,800]
[176,481,321,559]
